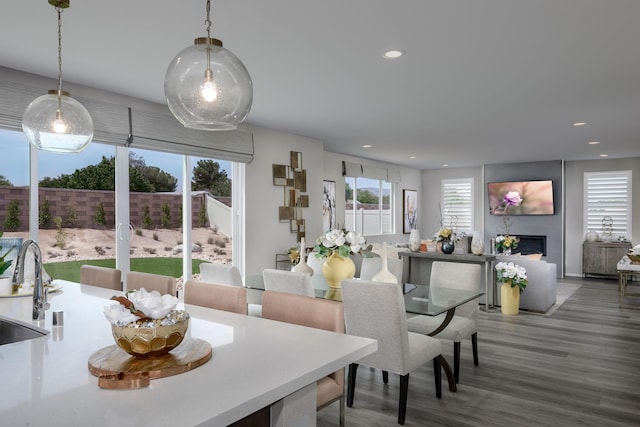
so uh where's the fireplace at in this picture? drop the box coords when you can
[513,235,547,256]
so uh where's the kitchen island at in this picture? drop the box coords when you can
[0,280,376,426]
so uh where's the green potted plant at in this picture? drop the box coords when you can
[0,231,15,294]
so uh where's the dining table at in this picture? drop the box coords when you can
[244,273,485,392]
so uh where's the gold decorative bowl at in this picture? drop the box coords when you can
[111,310,189,358]
[628,254,640,264]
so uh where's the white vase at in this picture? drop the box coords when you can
[372,243,398,284]
[292,237,314,276]
[471,231,484,255]
[408,229,421,252]
[0,277,13,295]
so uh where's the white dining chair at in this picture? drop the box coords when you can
[262,269,315,297]
[342,278,443,425]
[406,261,482,383]
[80,265,122,291]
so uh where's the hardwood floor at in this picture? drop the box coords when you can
[317,277,640,426]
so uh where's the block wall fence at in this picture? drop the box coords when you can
[0,187,231,231]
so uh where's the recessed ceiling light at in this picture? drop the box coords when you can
[600,154,609,157]
[588,141,600,145]
[572,122,587,126]
[442,164,449,167]
[383,50,405,59]
[362,144,372,148]
[408,155,416,159]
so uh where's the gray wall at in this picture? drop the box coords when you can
[483,160,564,276]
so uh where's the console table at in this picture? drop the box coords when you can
[583,241,631,278]
[399,251,496,312]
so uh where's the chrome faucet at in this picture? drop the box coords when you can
[12,240,49,321]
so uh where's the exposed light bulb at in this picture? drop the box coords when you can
[201,80,218,102]
[52,109,67,133]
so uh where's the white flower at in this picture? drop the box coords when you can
[104,303,140,326]
[127,288,178,319]
[631,244,640,255]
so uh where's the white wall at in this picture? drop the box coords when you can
[322,151,422,246]
[244,125,325,276]
[564,157,640,277]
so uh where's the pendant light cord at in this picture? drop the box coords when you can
[56,5,64,110]
[204,0,212,70]
[205,0,212,39]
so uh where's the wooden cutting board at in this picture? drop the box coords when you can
[88,337,212,389]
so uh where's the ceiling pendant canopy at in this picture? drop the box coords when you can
[22,0,94,153]
[164,0,252,131]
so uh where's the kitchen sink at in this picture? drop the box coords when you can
[0,316,48,345]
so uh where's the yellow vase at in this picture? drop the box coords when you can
[322,252,356,289]
[501,281,520,315]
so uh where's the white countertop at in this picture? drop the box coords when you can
[0,280,376,426]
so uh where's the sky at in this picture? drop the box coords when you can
[0,129,232,190]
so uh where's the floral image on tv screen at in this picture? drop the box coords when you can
[488,180,554,215]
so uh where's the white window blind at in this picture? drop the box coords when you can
[584,171,632,238]
[441,178,473,233]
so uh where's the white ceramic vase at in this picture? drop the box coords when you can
[471,231,484,255]
[292,237,314,276]
[372,243,398,284]
[0,277,13,295]
[408,229,421,252]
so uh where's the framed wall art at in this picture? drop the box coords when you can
[322,180,336,232]
[403,189,418,234]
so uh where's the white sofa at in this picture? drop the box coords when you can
[495,255,557,312]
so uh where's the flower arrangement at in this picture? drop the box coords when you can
[314,228,366,258]
[104,288,181,326]
[495,234,519,253]
[0,232,13,277]
[434,228,453,242]
[628,244,640,263]
[287,247,300,264]
[495,261,528,291]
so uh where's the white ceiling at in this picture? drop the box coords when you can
[2,0,640,169]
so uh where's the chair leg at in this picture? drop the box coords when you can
[453,341,461,384]
[347,363,359,407]
[472,332,479,366]
[398,374,409,425]
[382,370,389,384]
[339,395,345,427]
[433,357,442,399]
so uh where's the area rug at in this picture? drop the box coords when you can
[530,282,581,316]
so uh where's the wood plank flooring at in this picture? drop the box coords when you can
[317,277,640,426]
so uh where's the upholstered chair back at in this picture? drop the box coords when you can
[199,263,243,286]
[80,265,122,291]
[262,269,314,297]
[429,261,481,319]
[184,280,247,315]
[126,271,176,296]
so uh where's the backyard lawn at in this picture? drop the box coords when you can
[45,258,208,283]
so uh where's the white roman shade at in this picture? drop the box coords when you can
[128,107,254,163]
[0,66,254,162]
[386,169,401,183]
[342,161,363,177]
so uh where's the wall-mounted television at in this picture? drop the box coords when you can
[488,180,554,215]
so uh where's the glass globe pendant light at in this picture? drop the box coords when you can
[22,0,93,153]
[164,0,252,131]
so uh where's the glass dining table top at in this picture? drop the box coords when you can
[243,274,485,317]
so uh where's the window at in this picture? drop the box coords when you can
[584,171,632,239]
[441,178,473,234]
[345,177,393,235]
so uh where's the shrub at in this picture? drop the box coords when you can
[3,200,20,231]
[198,199,207,227]
[94,202,106,225]
[153,232,159,241]
[65,201,78,227]
[207,236,214,245]
[95,246,105,255]
[211,224,219,234]
[135,229,143,237]
[160,203,171,227]
[143,247,157,255]
[215,239,226,249]
[142,205,152,229]
[54,216,67,249]
[66,250,76,257]
[39,198,52,228]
